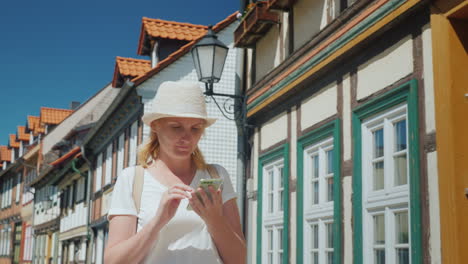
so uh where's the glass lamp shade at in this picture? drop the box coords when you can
[191,28,229,84]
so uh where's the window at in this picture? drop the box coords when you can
[361,105,409,264]
[15,173,21,203]
[352,80,422,264]
[297,120,341,264]
[76,177,86,203]
[117,133,125,175]
[105,144,113,186]
[258,144,289,264]
[129,121,138,167]
[95,153,103,192]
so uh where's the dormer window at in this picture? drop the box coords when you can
[151,41,159,68]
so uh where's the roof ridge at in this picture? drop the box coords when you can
[142,17,207,28]
[116,56,151,63]
[40,106,74,112]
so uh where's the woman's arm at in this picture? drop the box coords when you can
[104,215,164,264]
[190,187,246,264]
[105,183,193,264]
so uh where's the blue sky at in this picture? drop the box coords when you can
[0,0,239,146]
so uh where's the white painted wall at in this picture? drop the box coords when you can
[256,24,281,81]
[422,24,436,133]
[343,176,353,263]
[260,111,288,150]
[136,22,239,191]
[301,82,338,129]
[427,151,441,264]
[357,36,413,100]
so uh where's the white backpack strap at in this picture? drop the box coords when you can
[206,164,220,179]
[132,166,144,216]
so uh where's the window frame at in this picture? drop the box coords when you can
[296,119,341,264]
[257,144,289,264]
[352,79,421,264]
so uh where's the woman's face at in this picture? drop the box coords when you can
[152,117,206,160]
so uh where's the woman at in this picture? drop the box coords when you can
[104,81,246,264]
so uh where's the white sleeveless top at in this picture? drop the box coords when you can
[108,165,237,264]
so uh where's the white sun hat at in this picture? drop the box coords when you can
[142,81,217,127]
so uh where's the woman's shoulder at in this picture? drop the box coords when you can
[207,163,229,177]
[116,166,138,183]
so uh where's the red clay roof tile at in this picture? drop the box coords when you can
[9,134,20,148]
[137,18,207,55]
[17,126,29,142]
[40,107,74,125]
[112,57,151,88]
[28,115,46,135]
[133,12,239,85]
[0,146,11,162]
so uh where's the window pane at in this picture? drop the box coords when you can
[327,178,334,202]
[327,252,334,264]
[375,249,385,264]
[279,189,284,211]
[373,161,385,190]
[268,193,274,213]
[394,154,407,186]
[312,155,319,178]
[279,167,284,188]
[278,228,283,251]
[374,214,385,244]
[268,229,273,250]
[312,182,319,204]
[396,249,409,264]
[395,211,409,244]
[312,252,318,264]
[326,222,334,248]
[269,171,274,191]
[311,224,318,249]
[326,149,333,174]
[395,120,407,151]
[373,129,384,158]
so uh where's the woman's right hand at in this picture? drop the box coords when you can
[154,184,193,227]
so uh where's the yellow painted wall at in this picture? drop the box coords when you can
[431,1,468,263]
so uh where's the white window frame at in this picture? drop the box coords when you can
[129,121,138,167]
[104,144,113,186]
[361,104,410,264]
[16,173,21,203]
[262,159,284,264]
[117,134,125,174]
[303,137,335,264]
[95,153,103,192]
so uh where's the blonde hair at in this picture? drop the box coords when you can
[137,127,207,170]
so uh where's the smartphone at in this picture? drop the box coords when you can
[187,178,223,210]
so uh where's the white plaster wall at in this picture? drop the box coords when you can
[427,151,441,264]
[301,82,337,129]
[342,74,352,161]
[260,112,288,150]
[357,36,413,100]
[294,0,328,50]
[247,129,259,264]
[42,84,119,154]
[256,24,281,81]
[136,23,239,191]
[422,24,436,133]
[343,176,353,263]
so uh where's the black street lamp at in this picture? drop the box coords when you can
[191,25,244,103]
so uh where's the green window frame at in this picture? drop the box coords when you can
[352,79,422,264]
[257,143,290,264]
[296,119,342,264]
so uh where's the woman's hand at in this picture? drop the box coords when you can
[154,184,193,227]
[189,186,224,226]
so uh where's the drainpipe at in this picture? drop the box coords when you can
[80,146,94,264]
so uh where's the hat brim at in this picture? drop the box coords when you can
[142,112,217,127]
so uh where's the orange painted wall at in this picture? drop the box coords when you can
[431,1,468,263]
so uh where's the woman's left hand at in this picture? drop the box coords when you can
[189,186,224,226]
